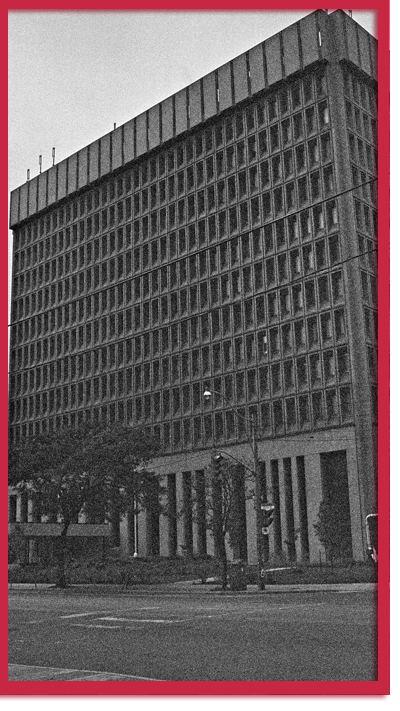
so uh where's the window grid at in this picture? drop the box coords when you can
[10,67,363,450]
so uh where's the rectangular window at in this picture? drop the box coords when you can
[260,160,270,188]
[258,130,268,157]
[269,327,280,358]
[340,387,352,421]
[293,113,303,140]
[248,135,257,162]
[321,312,333,343]
[331,271,344,303]
[272,155,282,184]
[312,392,323,424]
[305,281,316,310]
[334,309,346,340]
[273,400,283,431]
[296,144,306,172]
[321,132,332,162]
[270,124,280,151]
[298,176,308,205]
[281,118,291,146]
[318,101,329,128]
[286,398,296,427]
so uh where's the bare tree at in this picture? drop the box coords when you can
[194,456,253,590]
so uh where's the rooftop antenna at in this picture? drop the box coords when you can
[26,169,30,182]
[349,10,353,17]
[52,146,56,166]
[114,122,116,130]
[39,155,42,174]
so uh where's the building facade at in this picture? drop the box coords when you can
[9,10,377,564]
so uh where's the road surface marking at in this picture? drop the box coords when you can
[70,674,160,681]
[60,612,99,619]
[71,623,123,629]
[70,603,328,628]
[99,617,177,623]
[59,607,160,619]
[8,663,161,681]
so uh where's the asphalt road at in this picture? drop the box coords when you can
[8,587,376,681]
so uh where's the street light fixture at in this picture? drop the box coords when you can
[203,387,266,591]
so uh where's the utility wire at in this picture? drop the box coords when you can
[7,241,377,379]
[8,175,378,330]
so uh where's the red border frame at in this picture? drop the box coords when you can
[4,1,390,697]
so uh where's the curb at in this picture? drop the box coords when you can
[8,582,376,594]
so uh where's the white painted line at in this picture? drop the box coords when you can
[9,666,76,678]
[8,663,161,681]
[70,674,159,681]
[60,612,98,619]
[336,590,367,594]
[71,623,122,629]
[99,616,143,622]
[60,608,160,619]
[98,617,176,624]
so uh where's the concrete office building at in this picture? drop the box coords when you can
[9,10,377,564]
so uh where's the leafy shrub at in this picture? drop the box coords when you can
[9,555,220,586]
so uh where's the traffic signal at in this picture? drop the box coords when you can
[261,503,275,534]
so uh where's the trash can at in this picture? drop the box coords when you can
[229,560,247,591]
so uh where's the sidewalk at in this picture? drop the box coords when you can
[8,580,376,594]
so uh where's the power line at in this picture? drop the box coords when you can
[7,243,377,339]
[7,241,377,379]
[8,175,377,331]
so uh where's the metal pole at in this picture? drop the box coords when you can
[251,415,265,591]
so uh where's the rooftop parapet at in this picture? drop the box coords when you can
[9,9,376,229]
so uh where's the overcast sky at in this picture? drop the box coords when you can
[8,9,376,196]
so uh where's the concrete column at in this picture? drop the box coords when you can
[145,478,160,557]
[283,458,296,563]
[182,471,193,556]
[270,459,283,560]
[8,495,17,523]
[296,456,310,563]
[230,465,248,562]
[166,473,178,558]
[264,458,275,558]
[290,457,302,561]
[278,458,290,562]
[346,444,365,561]
[194,470,207,557]
[304,453,324,563]
[20,492,29,522]
[110,506,121,548]
[28,496,41,564]
[176,471,185,557]
[137,508,146,557]
[119,514,130,559]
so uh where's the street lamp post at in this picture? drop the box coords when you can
[204,389,265,591]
